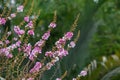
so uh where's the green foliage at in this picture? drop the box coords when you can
[90,0,120,59]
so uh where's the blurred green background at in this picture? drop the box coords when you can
[1,0,120,80]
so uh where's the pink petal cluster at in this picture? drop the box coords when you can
[26,21,33,28]
[0,41,21,58]
[17,5,24,12]
[5,40,10,44]
[0,18,6,25]
[29,47,41,61]
[80,70,87,76]
[23,43,32,56]
[24,16,29,22]
[14,26,25,36]
[49,22,56,28]
[68,41,76,48]
[27,78,34,80]
[0,48,13,58]
[11,13,16,18]
[30,62,42,73]
[56,78,61,80]
[58,48,68,57]
[27,30,34,36]
[45,51,53,57]
[35,39,45,47]
[42,31,50,40]
[64,32,73,40]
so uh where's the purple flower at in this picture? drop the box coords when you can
[42,31,50,40]
[24,16,29,22]
[27,78,34,80]
[45,51,53,57]
[64,32,73,40]
[80,70,87,76]
[30,62,42,73]
[27,21,33,28]
[27,30,34,36]
[17,5,24,12]
[49,22,56,28]
[0,18,6,25]
[35,39,45,47]
[56,78,61,80]
[68,41,76,48]
[11,13,16,18]
[14,26,25,35]
[5,40,10,44]
[16,41,21,47]
[58,48,68,57]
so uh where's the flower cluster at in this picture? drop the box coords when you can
[0,2,83,80]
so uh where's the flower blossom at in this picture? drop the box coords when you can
[27,29,34,36]
[80,70,87,77]
[26,21,33,28]
[64,32,73,40]
[27,78,34,80]
[30,62,42,73]
[14,26,25,36]
[45,51,53,57]
[11,13,16,18]
[56,78,61,80]
[0,18,6,25]
[35,39,45,47]
[68,41,76,48]
[24,16,29,22]
[58,48,68,58]
[23,43,32,56]
[42,31,50,40]
[29,47,41,61]
[17,5,24,12]
[49,22,56,28]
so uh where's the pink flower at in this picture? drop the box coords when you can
[64,32,73,40]
[30,62,42,73]
[27,30,34,36]
[16,41,21,47]
[56,78,61,80]
[27,78,34,80]
[0,18,6,25]
[5,40,10,44]
[13,37,18,41]
[42,31,50,40]
[19,30,25,35]
[58,38,66,44]
[14,26,20,33]
[29,47,41,60]
[24,16,29,22]
[17,5,24,12]
[35,39,45,47]
[27,21,33,28]
[29,55,34,61]
[0,41,3,46]
[23,43,32,56]
[45,51,53,57]
[14,26,25,35]
[68,41,76,48]
[11,13,16,18]
[49,22,56,28]
[58,48,68,57]
[6,53,13,58]
[80,70,87,76]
